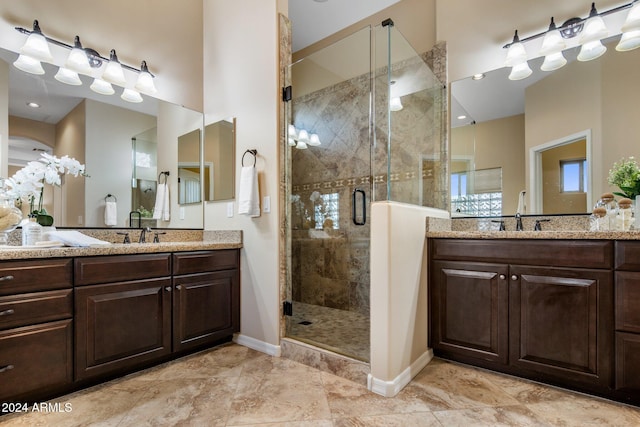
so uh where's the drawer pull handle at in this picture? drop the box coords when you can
[0,309,15,316]
[0,275,14,282]
[0,364,14,373]
[499,274,506,280]
[165,287,172,292]
[511,275,519,281]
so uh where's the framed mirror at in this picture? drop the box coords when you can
[451,34,639,217]
[204,118,236,201]
[1,47,204,228]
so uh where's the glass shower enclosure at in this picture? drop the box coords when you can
[284,22,445,362]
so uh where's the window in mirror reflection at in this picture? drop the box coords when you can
[451,167,503,217]
[560,159,587,193]
[177,129,202,205]
[131,128,158,227]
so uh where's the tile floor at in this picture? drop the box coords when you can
[2,343,640,426]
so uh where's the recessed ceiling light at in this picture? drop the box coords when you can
[313,0,329,2]
[457,115,467,120]
[27,102,40,108]
[472,73,485,80]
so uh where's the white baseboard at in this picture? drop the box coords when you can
[233,333,281,357]
[367,349,433,397]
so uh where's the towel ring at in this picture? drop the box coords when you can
[158,171,170,183]
[242,149,257,167]
[105,194,117,202]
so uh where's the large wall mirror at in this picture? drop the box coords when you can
[1,47,205,228]
[451,34,640,217]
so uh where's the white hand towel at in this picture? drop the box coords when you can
[238,166,260,217]
[152,183,170,221]
[43,230,111,247]
[104,201,117,226]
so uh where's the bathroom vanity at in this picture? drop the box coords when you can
[428,233,640,406]
[0,241,240,404]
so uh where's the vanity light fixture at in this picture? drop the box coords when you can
[617,0,640,51]
[503,1,640,79]
[504,30,532,80]
[288,124,321,149]
[13,20,157,103]
[539,17,567,71]
[577,3,608,61]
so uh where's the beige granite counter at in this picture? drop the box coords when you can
[0,230,242,260]
[426,230,640,240]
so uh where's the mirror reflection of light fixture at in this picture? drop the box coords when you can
[288,125,320,149]
[390,96,403,111]
[54,67,82,85]
[13,19,157,101]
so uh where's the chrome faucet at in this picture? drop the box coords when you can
[138,226,152,243]
[515,213,523,231]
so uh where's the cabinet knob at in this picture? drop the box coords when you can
[176,285,182,290]
[0,364,14,373]
[165,287,172,292]
[511,274,519,281]
[0,275,14,282]
[499,274,506,280]
[0,309,15,316]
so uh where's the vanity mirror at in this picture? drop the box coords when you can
[451,35,640,217]
[1,46,205,228]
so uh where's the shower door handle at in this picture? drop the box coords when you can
[352,188,366,225]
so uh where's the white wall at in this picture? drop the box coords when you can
[203,0,283,352]
[369,202,449,396]
[0,59,7,177]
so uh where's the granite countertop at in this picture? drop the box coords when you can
[0,229,243,260]
[426,230,640,240]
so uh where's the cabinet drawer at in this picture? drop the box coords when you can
[615,241,640,270]
[0,258,72,296]
[173,250,239,275]
[75,253,172,286]
[0,319,73,401]
[0,289,72,331]
[431,239,613,269]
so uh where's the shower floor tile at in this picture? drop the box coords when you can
[288,301,370,361]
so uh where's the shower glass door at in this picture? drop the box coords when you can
[285,26,372,362]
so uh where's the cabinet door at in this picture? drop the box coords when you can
[173,270,239,352]
[0,319,72,401]
[75,278,172,381]
[615,331,640,394]
[509,265,612,390]
[431,261,509,364]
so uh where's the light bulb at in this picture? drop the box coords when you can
[121,88,143,103]
[54,67,82,85]
[13,54,45,75]
[102,49,127,86]
[134,61,157,94]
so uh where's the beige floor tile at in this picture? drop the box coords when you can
[407,359,521,411]
[226,360,331,425]
[227,421,334,427]
[525,393,640,427]
[117,377,238,427]
[321,371,435,417]
[333,412,442,427]
[432,405,553,427]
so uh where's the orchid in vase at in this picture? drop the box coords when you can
[7,153,87,226]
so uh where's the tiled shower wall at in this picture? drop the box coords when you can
[290,42,447,316]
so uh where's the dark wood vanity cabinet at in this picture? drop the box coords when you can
[74,250,240,381]
[430,239,614,394]
[0,259,74,402]
[614,241,640,401]
[74,254,173,381]
[172,250,240,352]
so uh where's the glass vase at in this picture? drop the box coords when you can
[0,179,23,245]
